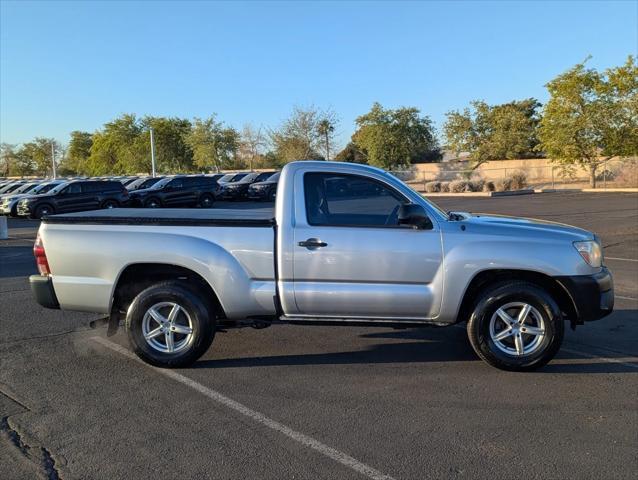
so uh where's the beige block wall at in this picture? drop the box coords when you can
[410,158,630,182]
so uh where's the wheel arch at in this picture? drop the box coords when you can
[456,269,577,326]
[111,263,226,320]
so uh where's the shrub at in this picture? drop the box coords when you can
[470,179,485,192]
[424,181,441,193]
[494,178,512,192]
[509,171,528,190]
[449,180,468,193]
[482,181,495,192]
[440,181,450,193]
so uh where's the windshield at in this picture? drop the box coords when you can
[150,177,173,189]
[35,182,65,194]
[13,183,38,194]
[265,172,279,182]
[219,174,235,182]
[238,173,259,184]
[0,183,25,194]
[48,183,69,194]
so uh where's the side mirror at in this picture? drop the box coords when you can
[398,204,433,230]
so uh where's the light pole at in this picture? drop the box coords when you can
[51,142,57,179]
[150,127,157,177]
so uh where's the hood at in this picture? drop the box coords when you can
[455,212,593,241]
[1,192,35,201]
[250,180,277,187]
[129,187,158,196]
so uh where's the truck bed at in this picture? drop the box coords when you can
[42,208,275,227]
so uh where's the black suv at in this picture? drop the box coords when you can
[217,171,276,200]
[247,172,280,201]
[128,175,219,208]
[17,180,130,219]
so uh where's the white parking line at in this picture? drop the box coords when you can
[560,348,638,370]
[606,257,638,262]
[91,337,396,480]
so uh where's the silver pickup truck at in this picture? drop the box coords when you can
[30,161,614,371]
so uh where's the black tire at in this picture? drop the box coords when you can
[144,197,161,208]
[102,199,119,209]
[199,194,215,208]
[268,189,276,202]
[33,203,54,219]
[126,281,217,368]
[466,281,564,371]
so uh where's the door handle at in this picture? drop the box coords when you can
[298,238,328,248]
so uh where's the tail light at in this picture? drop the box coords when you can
[33,234,51,275]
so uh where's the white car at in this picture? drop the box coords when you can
[0,180,65,217]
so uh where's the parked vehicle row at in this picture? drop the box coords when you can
[1,170,280,218]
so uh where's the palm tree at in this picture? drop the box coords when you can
[317,119,335,160]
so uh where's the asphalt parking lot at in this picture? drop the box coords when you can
[1,193,637,480]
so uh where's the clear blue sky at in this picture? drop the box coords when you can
[1,0,636,149]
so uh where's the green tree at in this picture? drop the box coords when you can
[61,131,93,174]
[317,116,337,160]
[539,56,638,187]
[86,114,146,175]
[140,117,193,173]
[444,98,541,167]
[185,116,240,172]
[352,102,437,169]
[1,143,18,176]
[334,142,367,163]
[19,138,62,176]
[269,106,330,163]
[239,124,266,170]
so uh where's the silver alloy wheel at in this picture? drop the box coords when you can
[489,302,546,356]
[141,301,194,354]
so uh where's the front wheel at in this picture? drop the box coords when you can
[199,194,215,208]
[33,204,54,219]
[102,200,119,209]
[466,281,564,371]
[126,281,217,367]
[144,197,161,208]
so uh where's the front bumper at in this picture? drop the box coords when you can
[218,187,247,200]
[17,202,33,217]
[247,188,269,200]
[555,267,614,323]
[30,275,60,309]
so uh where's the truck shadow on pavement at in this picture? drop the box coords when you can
[195,322,638,374]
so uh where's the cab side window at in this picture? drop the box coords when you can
[64,184,82,194]
[304,172,407,227]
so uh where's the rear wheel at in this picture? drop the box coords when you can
[268,189,276,202]
[466,281,564,371]
[199,194,215,208]
[126,281,217,367]
[33,204,54,219]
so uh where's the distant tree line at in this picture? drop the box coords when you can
[1,56,635,187]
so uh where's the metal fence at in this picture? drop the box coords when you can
[391,157,638,191]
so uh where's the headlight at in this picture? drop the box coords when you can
[573,240,603,267]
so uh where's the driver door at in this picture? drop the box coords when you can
[292,172,443,320]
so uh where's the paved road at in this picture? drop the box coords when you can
[1,193,637,480]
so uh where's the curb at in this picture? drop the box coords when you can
[490,189,535,197]
[422,189,534,197]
